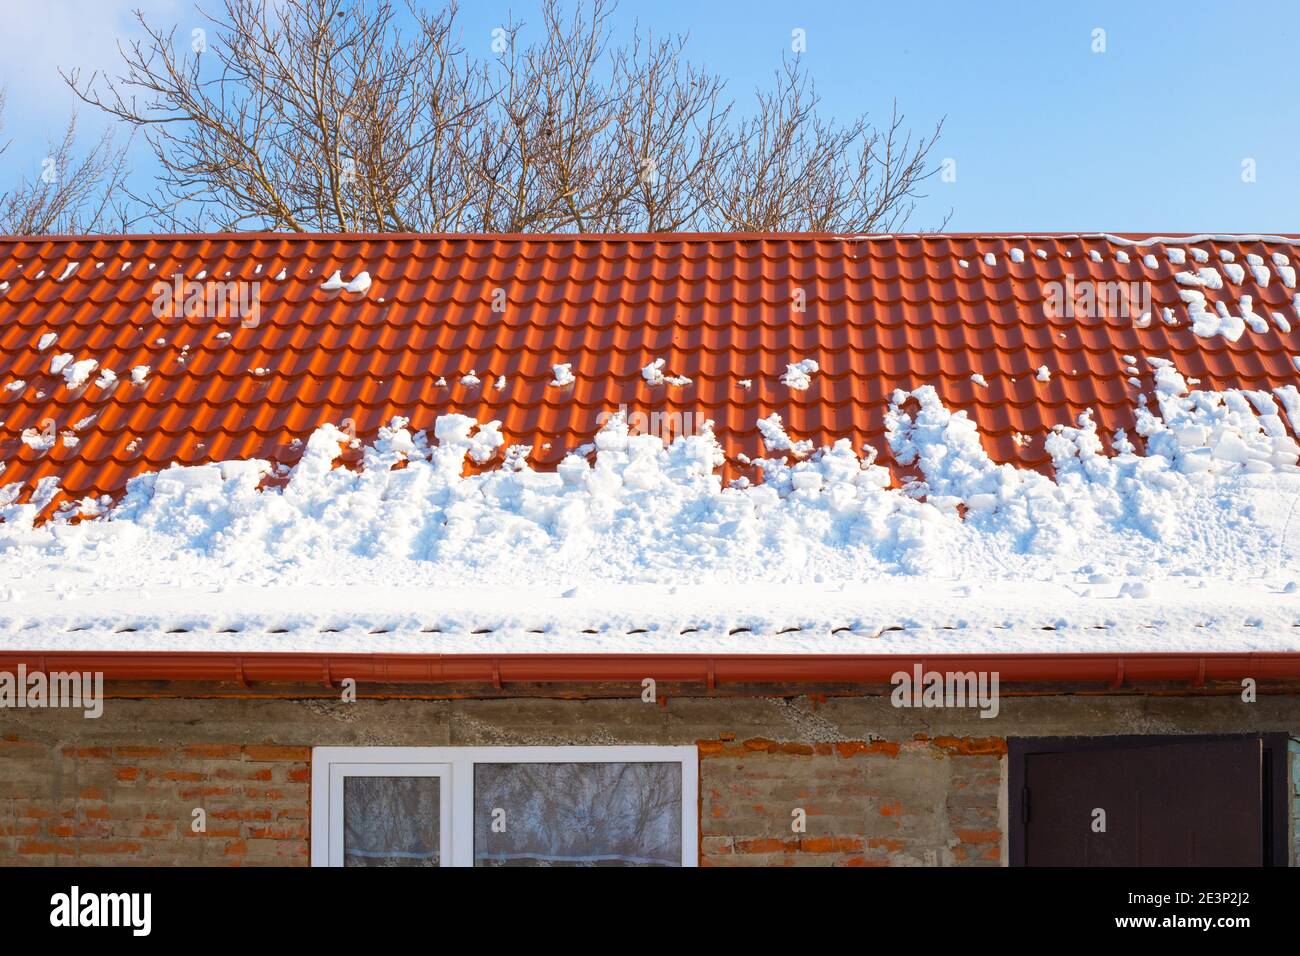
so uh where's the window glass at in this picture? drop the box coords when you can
[343,776,440,867]
[473,762,682,867]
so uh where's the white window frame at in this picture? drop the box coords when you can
[311,746,699,867]
[325,762,451,867]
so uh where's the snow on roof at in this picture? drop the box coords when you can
[5,580,1295,656]
[1,232,1298,510]
[0,233,1299,653]
[0,380,1297,653]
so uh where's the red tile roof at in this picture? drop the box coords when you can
[2,232,1298,512]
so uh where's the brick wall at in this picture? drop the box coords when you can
[1,727,1000,867]
[699,737,1003,867]
[0,737,310,866]
[2,694,1297,867]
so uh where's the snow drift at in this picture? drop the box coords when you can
[0,362,1296,597]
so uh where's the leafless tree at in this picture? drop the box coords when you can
[703,59,945,233]
[62,0,946,234]
[65,0,492,232]
[0,91,132,235]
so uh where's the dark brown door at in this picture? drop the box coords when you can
[1021,737,1265,866]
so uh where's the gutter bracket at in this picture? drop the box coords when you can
[1110,657,1125,690]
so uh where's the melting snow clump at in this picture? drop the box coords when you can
[322,270,372,294]
[780,358,819,391]
[642,359,691,387]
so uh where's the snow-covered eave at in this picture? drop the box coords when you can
[4,649,1300,690]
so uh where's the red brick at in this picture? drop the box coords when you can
[112,746,171,759]
[926,736,1008,756]
[183,744,242,759]
[800,836,864,853]
[77,842,143,858]
[16,840,75,856]
[867,838,907,852]
[242,745,310,762]
[209,808,273,822]
[62,746,112,758]
[154,769,206,782]
[243,787,292,800]
[834,741,901,758]
[177,785,236,799]
[245,825,308,840]
[733,837,798,854]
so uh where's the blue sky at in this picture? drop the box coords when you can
[1,0,1297,232]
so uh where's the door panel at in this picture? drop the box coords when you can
[1143,738,1261,866]
[1022,736,1264,867]
[1024,749,1145,866]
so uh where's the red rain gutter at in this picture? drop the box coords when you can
[1,652,1299,689]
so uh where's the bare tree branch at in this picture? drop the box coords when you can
[0,94,132,235]
[55,0,946,234]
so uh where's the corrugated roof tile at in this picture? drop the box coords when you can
[2,232,1299,511]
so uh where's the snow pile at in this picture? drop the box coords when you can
[0,372,1298,649]
[19,427,54,451]
[2,385,1295,576]
[780,358,819,391]
[321,270,372,294]
[60,358,99,389]
[641,359,691,387]
[3,406,962,583]
[1135,362,1300,474]
[756,414,813,458]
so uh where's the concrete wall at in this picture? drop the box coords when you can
[1,692,1297,866]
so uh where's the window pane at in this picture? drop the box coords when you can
[343,776,440,867]
[474,762,682,867]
